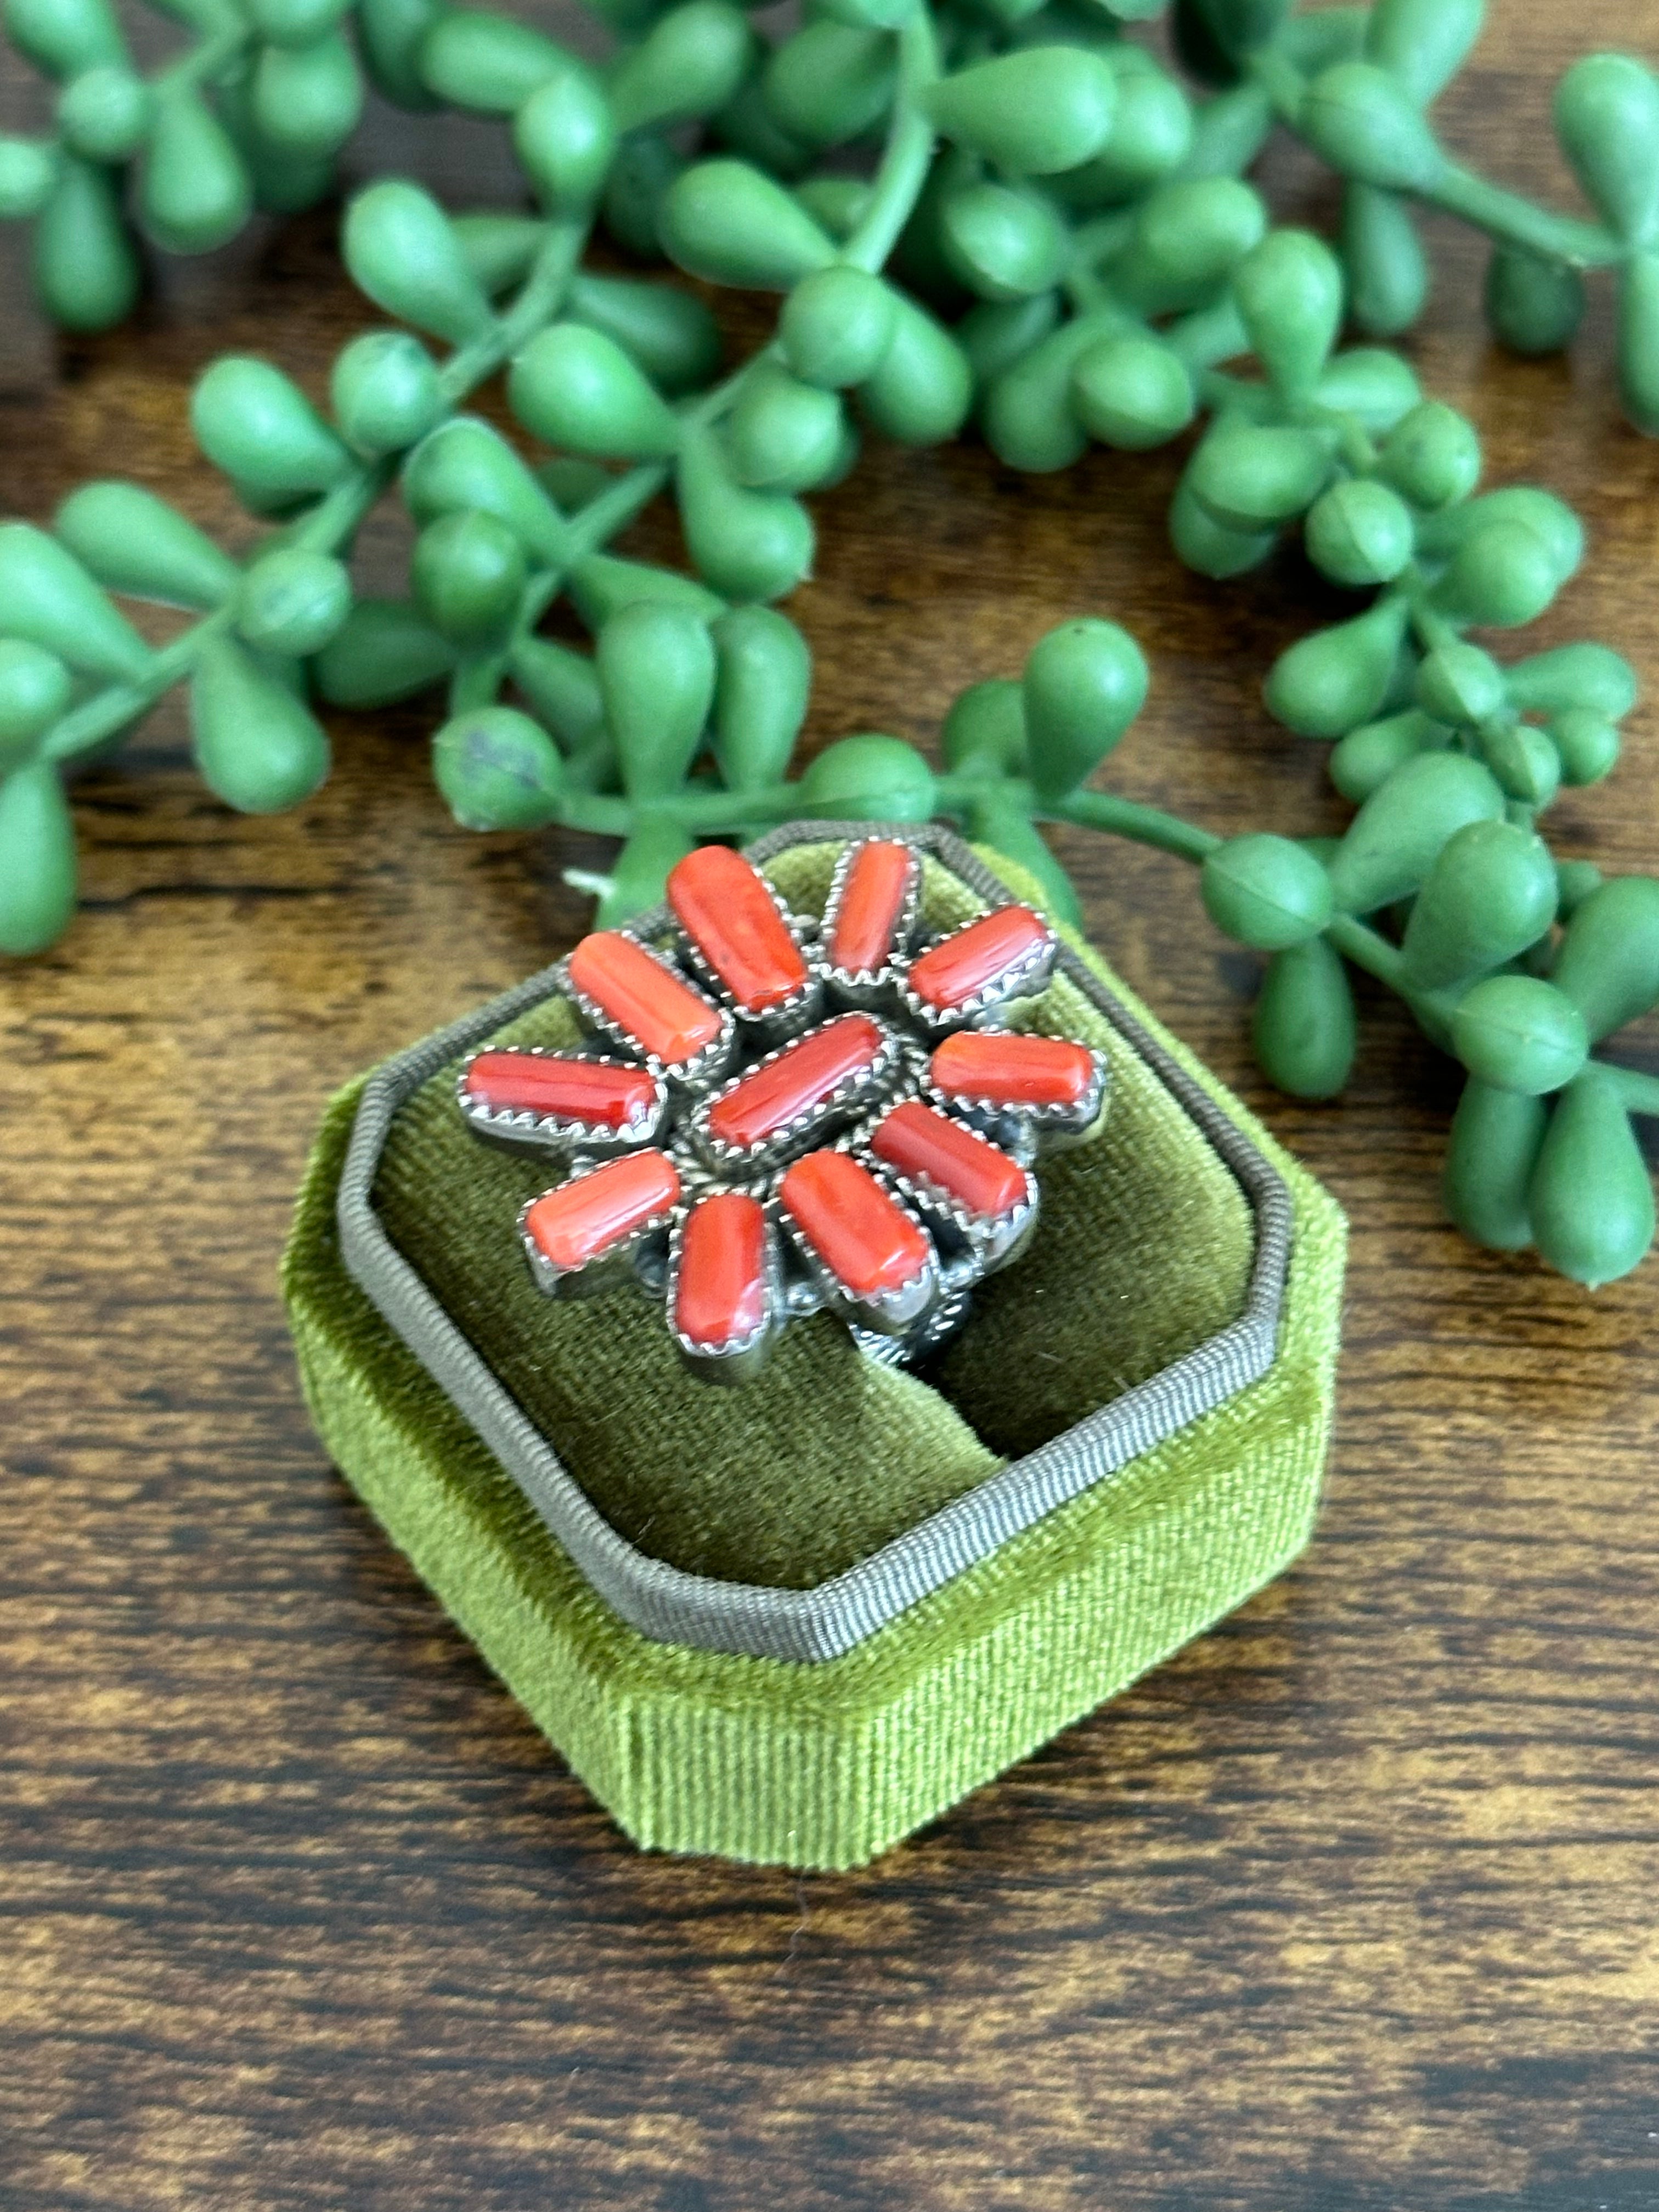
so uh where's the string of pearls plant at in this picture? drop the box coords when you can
[1,0,1656,1290]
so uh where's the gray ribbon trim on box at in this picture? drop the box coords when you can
[336,821,1294,1666]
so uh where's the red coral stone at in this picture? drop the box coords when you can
[870,1101,1028,1221]
[464,1051,658,1130]
[524,1150,680,1276]
[929,1030,1099,1110]
[906,904,1051,1011]
[827,839,913,975]
[674,1192,769,1348]
[706,1014,884,1152]
[567,932,723,1065]
[778,1149,931,1299]
[668,845,809,1013]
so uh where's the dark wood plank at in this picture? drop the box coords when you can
[4,6,1659,2207]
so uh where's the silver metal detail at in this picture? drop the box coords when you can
[517,1154,680,1299]
[685,1013,913,1178]
[898,911,1060,1033]
[457,1047,669,1158]
[663,1197,785,1385]
[819,836,924,1009]
[558,940,737,1092]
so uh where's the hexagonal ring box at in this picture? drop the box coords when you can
[282,824,1346,1870]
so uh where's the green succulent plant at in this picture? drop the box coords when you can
[0,0,1656,1287]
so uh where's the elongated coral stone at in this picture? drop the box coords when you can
[567,931,723,1065]
[524,1150,680,1275]
[828,839,913,975]
[870,1101,1028,1220]
[668,845,809,1012]
[464,1051,658,1130]
[706,1014,884,1152]
[907,904,1051,1011]
[930,1030,1099,1110]
[780,1149,931,1299]
[674,1192,769,1348]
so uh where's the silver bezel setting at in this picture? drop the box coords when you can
[672,866,826,1043]
[664,1198,785,1385]
[899,913,1060,1034]
[862,1103,1041,1269]
[925,1041,1110,1145]
[457,1047,669,1158]
[775,1170,940,1340]
[850,1283,975,1368]
[559,938,737,1092]
[685,1013,913,1177]
[818,837,923,1008]
[518,1154,681,1300]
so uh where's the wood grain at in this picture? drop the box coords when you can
[4,8,1659,2206]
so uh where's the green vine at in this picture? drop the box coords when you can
[0,0,1656,1291]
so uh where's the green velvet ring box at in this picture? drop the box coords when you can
[282,825,1346,1869]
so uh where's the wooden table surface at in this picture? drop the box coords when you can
[4,7,1659,2206]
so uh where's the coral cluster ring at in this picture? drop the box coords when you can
[456,839,1109,1383]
